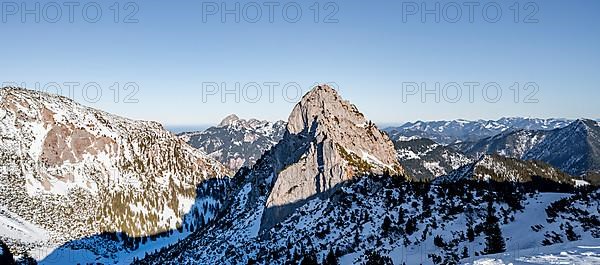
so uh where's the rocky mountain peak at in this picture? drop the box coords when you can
[260,85,404,230]
[279,85,403,176]
[573,118,599,130]
[287,85,364,135]
[218,114,241,127]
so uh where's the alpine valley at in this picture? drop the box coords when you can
[0,86,599,265]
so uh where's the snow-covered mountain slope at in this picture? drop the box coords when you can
[523,119,600,177]
[453,130,547,160]
[178,114,286,172]
[140,174,599,265]
[38,177,236,265]
[394,138,472,180]
[0,87,231,259]
[466,240,600,265]
[436,154,576,184]
[385,118,570,145]
[454,119,600,179]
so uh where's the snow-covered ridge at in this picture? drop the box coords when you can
[437,154,576,184]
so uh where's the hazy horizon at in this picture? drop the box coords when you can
[162,113,599,133]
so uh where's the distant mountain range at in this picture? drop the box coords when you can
[178,115,286,172]
[178,116,595,182]
[452,129,546,160]
[384,118,572,145]
[454,119,600,183]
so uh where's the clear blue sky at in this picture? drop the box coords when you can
[2,0,599,126]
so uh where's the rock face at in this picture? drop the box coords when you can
[179,115,286,172]
[0,87,230,257]
[260,85,404,230]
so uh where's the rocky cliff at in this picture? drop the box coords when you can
[260,85,404,230]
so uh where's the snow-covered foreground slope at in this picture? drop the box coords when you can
[338,184,599,265]
[140,174,599,265]
[0,206,50,253]
[39,228,191,265]
[467,240,600,265]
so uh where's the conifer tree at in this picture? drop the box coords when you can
[323,248,338,265]
[381,215,392,235]
[462,246,469,258]
[300,252,318,265]
[363,250,393,265]
[484,200,506,254]
[565,222,580,241]
[467,224,475,242]
[0,240,15,265]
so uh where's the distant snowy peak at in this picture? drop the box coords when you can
[437,154,575,184]
[495,117,573,130]
[385,117,571,144]
[179,115,287,172]
[218,114,241,127]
